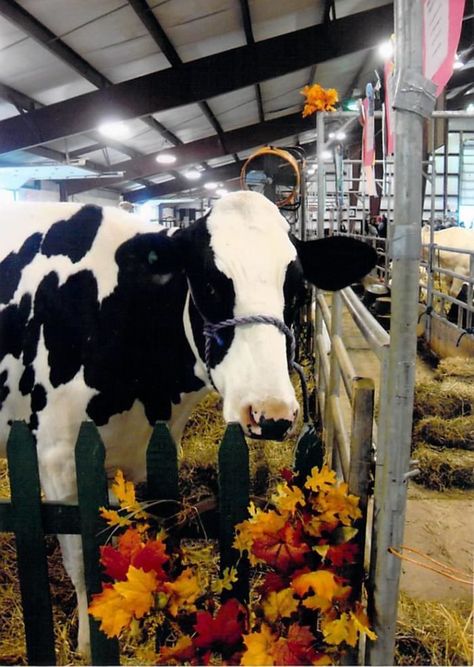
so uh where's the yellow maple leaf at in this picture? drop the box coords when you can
[271,483,305,514]
[114,566,158,618]
[321,612,358,647]
[99,507,132,528]
[241,624,276,666]
[313,653,334,665]
[111,469,148,520]
[164,568,201,616]
[262,587,299,623]
[292,570,351,612]
[351,604,377,641]
[304,465,337,494]
[88,586,133,638]
[211,566,238,594]
[157,635,194,664]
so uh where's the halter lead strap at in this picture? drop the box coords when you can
[202,314,309,423]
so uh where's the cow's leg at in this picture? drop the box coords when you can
[37,447,91,657]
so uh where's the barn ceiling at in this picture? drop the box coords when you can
[0,0,472,202]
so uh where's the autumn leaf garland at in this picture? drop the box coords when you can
[89,465,376,665]
[300,84,339,116]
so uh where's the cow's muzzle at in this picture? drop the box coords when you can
[242,403,299,441]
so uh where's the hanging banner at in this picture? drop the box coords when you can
[422,0,465,97]
[383,59,395,156]
[362,83,377,197]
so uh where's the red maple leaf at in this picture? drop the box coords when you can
[194,598,246,649]
[259,572,287,595]
[252,523,310,572]
[132,539,169,579]
[326,542,359,566]
[100,545,130,581]
[272,624,317,665]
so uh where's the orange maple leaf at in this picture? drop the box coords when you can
[194,598,246,649]
[156,635,195,665]
[117,528,143,560]
[164,567,201,616]
[88,585,133,638]
[113,566,158,618]
[241,624,276,666]
[252,522,310,572]
[351,603,377,641]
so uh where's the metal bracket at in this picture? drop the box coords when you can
[393,68,437,119]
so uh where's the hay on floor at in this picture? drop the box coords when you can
[434,356,474,382]
[412,443,474,491]
[414,415,474,450]
[413,382,473,421]
[395,593,473,667]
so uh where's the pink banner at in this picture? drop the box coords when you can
[384,60,395,155]
[422,0,465,97]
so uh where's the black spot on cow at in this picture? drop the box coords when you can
[0,370,10,410]
[0,293,32,360]
[31,384,47,413]
[29,413,38,431]
[41,205,102,263]
[35,270,99,387]
[0,232,42,304]
[19,365,35,395]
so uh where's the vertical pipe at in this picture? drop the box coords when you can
[317,111,326,239]
[324,290,342,467]
[366,1,424,664]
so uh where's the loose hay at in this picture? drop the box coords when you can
[434,356,474,383]
[413,382,473,421]
[412,443,474,491]
[414,416,474,450]
[395,593,473,666]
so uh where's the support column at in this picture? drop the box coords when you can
[366,0,427,664]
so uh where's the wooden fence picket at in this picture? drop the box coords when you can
[75,422,120,666]
[7,421,56,666]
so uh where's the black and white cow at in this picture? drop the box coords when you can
[0,191,376,652]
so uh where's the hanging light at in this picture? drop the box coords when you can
[378,40,394,60]
[183,168,201,180]
[204,181,218,190]
[97,120,131,139]
[156,153,177,164]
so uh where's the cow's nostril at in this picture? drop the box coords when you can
[259,417,293,441]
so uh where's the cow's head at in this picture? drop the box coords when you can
[135,192,376,440]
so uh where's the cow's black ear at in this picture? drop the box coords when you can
[294,236,377,290]
[116,232,185,275]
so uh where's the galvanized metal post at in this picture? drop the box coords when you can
[366,1,428,664]
[325,290,342,469]
[317,111,326,239]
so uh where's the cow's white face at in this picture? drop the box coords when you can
[155,190,377,440]
[187,192,301,439]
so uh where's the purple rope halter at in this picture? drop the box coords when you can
[202,315,309,423]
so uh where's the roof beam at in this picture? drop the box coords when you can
[128,0,229,155]
[124,161,245,203]
[63,111,315,195]
[0,3,394,156]
[239,0,264,123]
[0,0,182,153]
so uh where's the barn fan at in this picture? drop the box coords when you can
[240,146,302,208]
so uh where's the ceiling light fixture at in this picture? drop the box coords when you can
[156,153,177,164]
[321,150,332,160]
[183,168,201,180]
[98,121,131,139]
[378,40,394,60]
[204,181,218,190]
[336,131,346,140]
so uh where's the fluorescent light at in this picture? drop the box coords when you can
[378,40,394,60]
[216,188,228,196]
[183,168,201,180]
[344,98,360,112]
[336,131,346,140]
[328,132,335,139]
[98,121,131,139]
[321,150,332,160]
[466,103,474,114]
[156,153,177,164]
[204,181,218,190]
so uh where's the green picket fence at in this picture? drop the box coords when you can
[0,419,322,666]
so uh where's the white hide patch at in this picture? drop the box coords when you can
[0,202,166,304]
[204,191,299,426]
